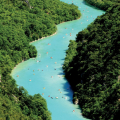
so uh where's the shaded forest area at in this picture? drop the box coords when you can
[0,0,81,119]
[63,2,120,120]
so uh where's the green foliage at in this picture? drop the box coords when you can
[63,4,120,120]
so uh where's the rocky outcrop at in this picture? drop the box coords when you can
[74,99,79,105]
[0,75,1,82]
[24,0,33,9]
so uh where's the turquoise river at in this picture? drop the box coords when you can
[11,0,105,120]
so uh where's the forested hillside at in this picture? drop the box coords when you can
[63,4,120,120]
[84,0,120,10]
[0,0,81,119]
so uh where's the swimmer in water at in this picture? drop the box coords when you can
[33,74,35,75]
[38,69,40,71]
[42,70,43,71]
[43,87,45,89]
[66,34,67,35]
[39,61,41,62]
[42,93,44,95]
[63,37,64,38]
[29,79,31,81]
[51,76,53,78]
[55,69,56,70]
[33,70,34,72]
[51,97,53,99]
[65,97,67,99]
[46,65,48,67]
[58,89,60,91]
[17,75,19,77]
[62,96,64,98]
[28,68,29,70]
[51,57,52,59]
[73,110,75,112]
[48,95,50,97]
[55,62,57,64]
[46,52,48,54]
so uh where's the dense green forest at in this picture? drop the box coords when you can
[63,2,120,120]
[84,0,120,10]
[0,0,81,119]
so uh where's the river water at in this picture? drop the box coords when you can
[11,0,105,120]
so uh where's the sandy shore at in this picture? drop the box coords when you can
[29,32,57,44]
[59,16,81,24]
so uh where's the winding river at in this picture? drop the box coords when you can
[11,0,105,120]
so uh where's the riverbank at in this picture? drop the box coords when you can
[29,16,81,44]
[29,32,57,44]
[12,31,57,72]
[13,15,82,72]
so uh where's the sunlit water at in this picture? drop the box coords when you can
[11,0,105,120]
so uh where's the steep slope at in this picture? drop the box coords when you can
[63,4,120,120]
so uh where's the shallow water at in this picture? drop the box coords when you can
[11,0,105,120]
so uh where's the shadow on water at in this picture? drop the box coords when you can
[57,69,87,115]
[58,72,65,75]
[61,81,74,104]
[57,70,74,104]
[60,78,90,120]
